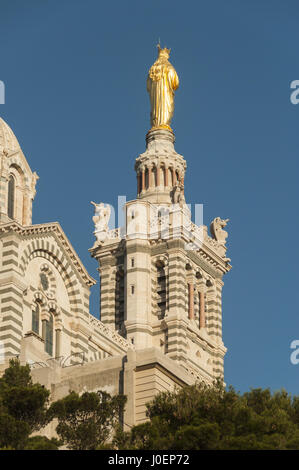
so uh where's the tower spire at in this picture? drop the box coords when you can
[135,47,185,204]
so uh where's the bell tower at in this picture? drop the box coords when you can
[135,129,186,205]
[90,48,231,383]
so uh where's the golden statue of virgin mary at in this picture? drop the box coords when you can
[147,45,179,131]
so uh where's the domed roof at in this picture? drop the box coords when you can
[0,117,21,154]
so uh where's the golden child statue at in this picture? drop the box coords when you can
[147,45,179,131]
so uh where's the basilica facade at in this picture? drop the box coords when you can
[0,49,231,430]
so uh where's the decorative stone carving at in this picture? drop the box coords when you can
[39,264,56,300]
[31,171,39,196]
[210,217,229,245]
[172,184,182,205]
[170,173,185,208]
[91,201,111,242]
[89,314,135,352]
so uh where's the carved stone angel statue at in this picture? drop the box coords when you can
[172,176,185,207]
[210,217,229,245]
[91,201,111,241]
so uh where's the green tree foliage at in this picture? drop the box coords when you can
[0,359,50,449]
[3,358,299,451]
[48,390,126,450]
[0,410,30,450]
[119,382,299,450]
[24,436,61,450]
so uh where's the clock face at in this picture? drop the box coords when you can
[40,273,49,291]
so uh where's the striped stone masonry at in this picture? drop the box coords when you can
[0,282,24,357]
[90,188,231,383]
[0,115,233,431]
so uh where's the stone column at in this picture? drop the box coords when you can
[42,319,47,341]
[188,282,194,320]
[165,166,169,187]
[137,172,141,195]
[172,168,177,186]
[148,167,152,188]
[55,327,62,357]
[199,291,205,328]
[156,164,160,187]
[22,192,29,225]
[41,310,50,353]
[141,169,145,191]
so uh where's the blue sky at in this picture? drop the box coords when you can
[1,0,299,394]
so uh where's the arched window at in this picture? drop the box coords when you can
[153,166,157,187]
[7,175,15,219]
[138,172,142,194]
[115,269,124,332]
[32,304,39,334]
[45,313,53,356]
[157,263,166,319]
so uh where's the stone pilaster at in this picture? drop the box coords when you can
[188,281,194,320]
[167,242,187,319]
[98,254,115,327]
[124,239,152,349]
[199,290,206,329]
[0,232,24,358]
[0,280,25,358]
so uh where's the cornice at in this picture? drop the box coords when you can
[0,221,96,287]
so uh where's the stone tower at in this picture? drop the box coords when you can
[90,125,231,382]
[0,49,233,432]
[0,118,38,226]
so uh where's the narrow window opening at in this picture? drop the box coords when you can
[115,269,124,331]
[32,304,39,334]
[7,175,15,219]
[45,313,53,356]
